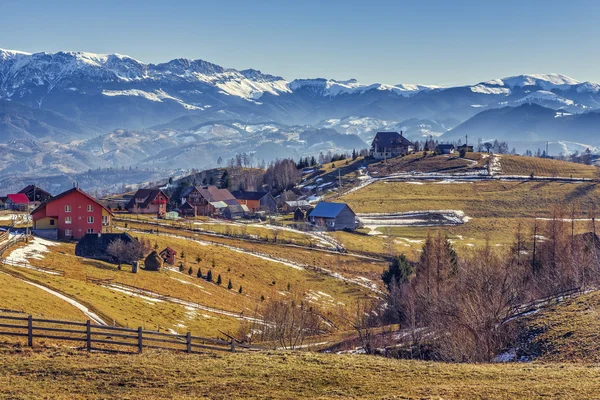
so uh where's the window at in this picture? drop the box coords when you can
[65,229,72,237]
[87,228,94,234]
[87,204,94,212]
[65,205,71,213]
[65,216,72,224]
[50,220,55,226]
[102,215,109,225]
[87,216,94,224]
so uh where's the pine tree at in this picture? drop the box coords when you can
[196,255,201,264]
[188,266,193,275]
[238,286,243,294]
[382,254,413,291]
[197,268,202,278]
[217,274,222,285]
[227,279,233,290]
[178,262,184,272]
[207,270,213,282]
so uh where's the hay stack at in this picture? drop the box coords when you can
[144,251,163,271]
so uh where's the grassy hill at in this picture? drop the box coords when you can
[517,289,600,363]
[1,348,600,399]
[498,154,599,178]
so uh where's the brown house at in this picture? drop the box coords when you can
[180,186,244,218]
[126,189,169,216]
[18,185,52,204]
[160,247,177,265]
[231,190,277,213]
[370,131,414,160]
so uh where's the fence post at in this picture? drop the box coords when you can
[230,337,235,353]
[86,320,91,352]
[27,315,33,347]
[186,332,192,353]
[137,327,143,354]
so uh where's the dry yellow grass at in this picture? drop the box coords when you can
[499,155,599,178]
[0,273,87,321]
[1,348,600,399]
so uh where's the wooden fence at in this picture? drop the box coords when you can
[0,314,263,354]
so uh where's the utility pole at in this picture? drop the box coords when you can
[546,141,549,158]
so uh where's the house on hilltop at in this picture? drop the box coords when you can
[31,187,113,240]
[160,247,177,265]
[370,131,414,160]
[126,189,169,216]
[308,202,357,231]
[231,190,276,213]
[435,144,456,154]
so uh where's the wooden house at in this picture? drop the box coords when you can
[231,190,277,213]
[160,247,177,265]
[370,131,414,159]
[308,202,357,231]
[75,232,136,261]
[125,189,169,216]
[435,144,456,154]
[282,200,311,213]
[18,185,52,204]
[180,186,244,218]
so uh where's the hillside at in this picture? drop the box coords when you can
[1,349,600,399]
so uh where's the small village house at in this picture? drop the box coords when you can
[231,190,277,213]
[435,144,456,154]
[75,232,136,261]
[31,187,113,240]
[370,131,414,160]
[180,185,244,218]
[125,189,169,216]
[159,247,177,265]
[18,185,52,204]
[4,193,30,211]
[282,200,311,213]
[457,144,474,153]
[308,202,357,231]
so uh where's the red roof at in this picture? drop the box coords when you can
[7,193,30,204]
[30,187,113,216]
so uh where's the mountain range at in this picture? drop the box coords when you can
[1,47,600,191]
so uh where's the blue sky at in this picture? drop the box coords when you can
[1,0,599,85]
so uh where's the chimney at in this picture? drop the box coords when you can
[400,131,403,137]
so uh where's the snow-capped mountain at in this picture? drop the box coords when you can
[5,47,599,135]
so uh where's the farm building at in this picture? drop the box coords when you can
[457,144,474,153]
[180,186,245,218]
[125,189,169,216]
[308,202,357,231]
[18,185,52,204]
[231,190,277,213]
[160,247,177,265]
[370,131,414,160]
[282,200,311,213]
[4,194,30,211]
[75,232,136,261]
[31,187,113,240]
[435,144,456,154]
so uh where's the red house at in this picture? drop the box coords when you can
[4,193,30,211]
[31,187,113,240]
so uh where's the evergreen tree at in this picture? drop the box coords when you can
[217,274,222,285]
[179,262,184,272]
[227,279,233,290]
[381,254,413,291]
[196,255,201,264]
[310,156,317,166]
[220,170,231,188]
[188,266,193,275]
[197,268,202,278]
[207,270,213,282]
[238,286,243,294]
